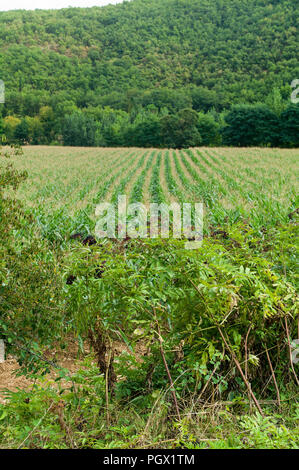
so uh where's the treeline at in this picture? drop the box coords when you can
[1,91,298,148]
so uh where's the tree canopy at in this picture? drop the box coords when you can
[0,0,297,147]
[0,0,297,113]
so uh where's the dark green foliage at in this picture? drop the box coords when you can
[125,115,162,147]
[222,104,280,147]
[142,89,192,114]
[190,87,220,113]
[62,112,97,146]
[14,119,29,145]
[197,112,220,146]
[160,108,202,148]
[280,105,299,148]
[39,106,56,144]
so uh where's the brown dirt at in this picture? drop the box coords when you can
[0,341,88,404]
[0,339,147,404]
[0,359,32,403]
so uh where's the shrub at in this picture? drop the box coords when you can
[65,224,298,404]
[0,146,65,373]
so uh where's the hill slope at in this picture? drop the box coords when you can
[0,0,298,114]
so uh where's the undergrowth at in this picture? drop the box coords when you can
[0,358,298,449]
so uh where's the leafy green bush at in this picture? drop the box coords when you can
[0,146,65,372]
[65,223,298,404]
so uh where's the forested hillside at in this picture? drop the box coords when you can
[0,0,298,146]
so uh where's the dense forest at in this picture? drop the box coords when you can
[0,0,298,147]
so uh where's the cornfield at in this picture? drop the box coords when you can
[12,146,299,233]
